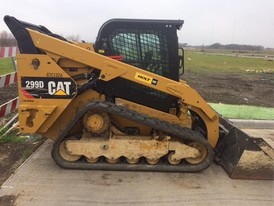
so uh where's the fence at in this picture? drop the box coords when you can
[0,47,18,119]
[0,71,17,88]
[0,47,18,58]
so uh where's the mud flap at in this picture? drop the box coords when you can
[215,117,274,180]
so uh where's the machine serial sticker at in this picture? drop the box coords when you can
[46,72,63,78]
[21,77,77,99]
[135,72,158,85]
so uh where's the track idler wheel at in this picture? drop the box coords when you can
[59,140,81,162]
[185,142,207,165]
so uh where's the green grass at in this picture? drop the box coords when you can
[185,51,274,74]
[0,128,27,143]
[210,103,274,120]
[0,58,14,75]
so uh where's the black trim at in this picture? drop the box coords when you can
[97,19,184,38]
[4,15,67,54]
[95,78,178,113]
[94,18,183,81]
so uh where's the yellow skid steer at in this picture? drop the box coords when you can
[4,15,274,179]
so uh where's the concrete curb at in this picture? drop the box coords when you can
[229,119,274,129]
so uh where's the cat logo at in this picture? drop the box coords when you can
[48,81,72,95]
[21,77,76,99]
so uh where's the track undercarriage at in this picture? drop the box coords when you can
[52,101,214,172]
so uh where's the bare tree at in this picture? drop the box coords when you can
[66,34,81,42]
[0,30,17,47]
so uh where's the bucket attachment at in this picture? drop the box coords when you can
[215,117,274,180]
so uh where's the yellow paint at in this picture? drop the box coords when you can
[54,89,68,96]
[20,28,220,147]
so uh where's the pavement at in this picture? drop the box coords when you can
[230,119,274,129]
[0,121,273,206]
[232,119,274,148]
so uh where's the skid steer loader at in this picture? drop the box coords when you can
[4,15,274,179]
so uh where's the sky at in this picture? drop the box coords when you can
[1,0,274,48]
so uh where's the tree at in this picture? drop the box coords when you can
[0,30,17,47]
[66,34,81,42]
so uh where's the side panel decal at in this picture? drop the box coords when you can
[21,77,77,99]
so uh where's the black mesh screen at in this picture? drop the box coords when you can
[109,29,169,76]
[107,29,171,99]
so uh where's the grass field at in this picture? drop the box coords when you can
[184,50,274,74]
[210,103,274,120]
[1,51,273,75]
[0,58,14,75]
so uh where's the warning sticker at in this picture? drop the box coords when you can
[134,72,158,85]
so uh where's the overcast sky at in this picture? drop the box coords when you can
[1,0,274,47]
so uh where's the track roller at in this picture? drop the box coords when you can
[106,157,120,164]
[167,152,181,165]
[146,158,160,165]
[126,157,140,164]
[85,157,99,163]
[185,142,207,164]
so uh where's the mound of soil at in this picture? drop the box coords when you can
[184,71,274,107]
[0,84,18,105]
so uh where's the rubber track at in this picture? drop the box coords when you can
[52,101,215,172]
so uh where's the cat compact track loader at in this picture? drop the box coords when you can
[4,15,274,179]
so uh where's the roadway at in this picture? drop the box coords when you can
[0,126,273,206]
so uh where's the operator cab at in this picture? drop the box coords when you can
[94,19,184,113]
[95,19,184,81]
